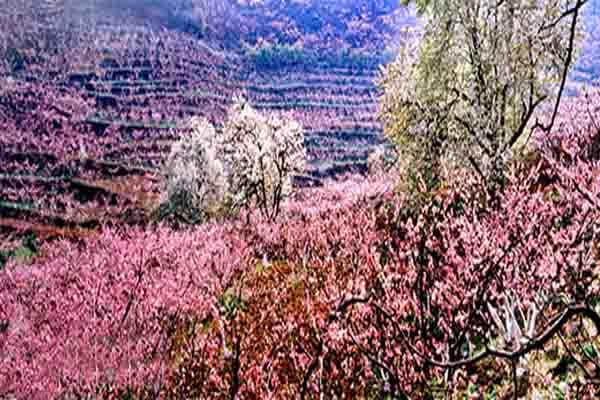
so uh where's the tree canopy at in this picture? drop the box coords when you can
[380,0,589,190]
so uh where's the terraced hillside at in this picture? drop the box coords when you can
[1,0,599,245]
[0,0,407,243]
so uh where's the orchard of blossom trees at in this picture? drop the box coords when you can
[1,0,600,399]
[0,0,386,244]
[1,92,600,398]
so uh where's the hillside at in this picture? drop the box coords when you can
[1,1,600,398]
[0,0,416,240]
[0,0,599,241]
[0,0,418,165]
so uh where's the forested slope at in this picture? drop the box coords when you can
[0,0,598,239]
[1,1,600,398]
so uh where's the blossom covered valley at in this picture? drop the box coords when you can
[1,0,600,398]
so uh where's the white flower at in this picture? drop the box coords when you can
[162,98,305,222]
[162,117,228,219]
[221,97,305,220]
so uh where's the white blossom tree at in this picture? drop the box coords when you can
[161,116,229,224]
[161,98,305,224]
[221,97,305,221]
[379,0,588,190]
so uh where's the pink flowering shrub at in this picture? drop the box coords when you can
[166,184,393,398]
[341,93,600,396]
[0,224,252,398]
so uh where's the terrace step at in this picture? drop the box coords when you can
[306,160,369,180]
[0,218,95,241]
[306,130,382,143]
[0,200,99,229]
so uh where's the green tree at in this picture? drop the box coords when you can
[380,0,588,191]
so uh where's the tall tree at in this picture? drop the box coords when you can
[380,0,589,191]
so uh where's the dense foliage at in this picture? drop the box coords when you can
[150,0,416,54]
[379,0,588,190]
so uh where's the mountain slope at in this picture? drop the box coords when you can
[0,0,598,241]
